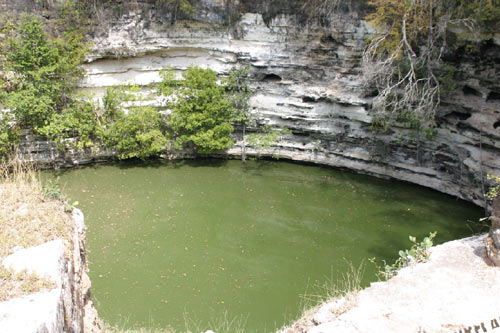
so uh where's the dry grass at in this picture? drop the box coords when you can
[102,321,176,333]
[103,328,175,333]
[0,266,56,301]
[278,261,365,333]
[101,309,247,333]
[0,157,74,301]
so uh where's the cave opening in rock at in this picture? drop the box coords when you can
[302,96,316,103]
[262,73,282,82]
[463,85,482,97]
[445,111,472,121]
[487,91,500,102]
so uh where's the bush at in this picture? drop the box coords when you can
[104,106,168,160]
[37,99,101,150]
[160,67,235,154]
[0,113,19,161]
[370,232,437,280]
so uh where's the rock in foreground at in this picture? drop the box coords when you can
[281,234,500,333]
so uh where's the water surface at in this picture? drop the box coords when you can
[49,160,483,331]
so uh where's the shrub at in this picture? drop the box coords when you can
[364,0,500,135]
[104,106,168,160]
[486,174,500,200]
[160,67,235,154]
[37,99,102,150]
[0,113,19,161]
[39,84,169,160]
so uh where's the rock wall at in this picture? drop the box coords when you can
[17,0,500,209]
[0,209,101,333]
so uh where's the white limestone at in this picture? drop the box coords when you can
[3,240,66,287]
[0,208,98,333]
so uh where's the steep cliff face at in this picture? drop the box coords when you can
[18,0,500,208]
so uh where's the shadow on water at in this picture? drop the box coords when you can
[50,157,231,175]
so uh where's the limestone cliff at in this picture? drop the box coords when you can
[14,0,500,209]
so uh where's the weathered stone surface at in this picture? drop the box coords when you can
[0,209,101,333]
[0,240,73,333]
[282,234,500,333]
[0,289,64,333]
[2,240,66,287]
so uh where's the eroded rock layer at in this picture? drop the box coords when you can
[17,0,500,208]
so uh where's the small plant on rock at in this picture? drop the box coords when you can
[486,174,500,200]
[370,231,437,280]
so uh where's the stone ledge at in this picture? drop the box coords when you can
[0,208,101,333]
[0,289,64,333]
[281,234,500,333]
[2,240,66,287]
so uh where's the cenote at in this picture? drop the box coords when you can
[48,159,483,332]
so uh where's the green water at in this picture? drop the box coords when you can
[49,160,483,332]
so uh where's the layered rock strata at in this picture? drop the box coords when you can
[16,0,500,210]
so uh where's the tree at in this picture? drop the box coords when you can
[38,84,169,160]
[156,0,198,24]
[0,14,87,160]
[159,67,235,154]
[225,66,252,163]
[104,106,168,160]
[363,0,500,134]
[1,14,86,130]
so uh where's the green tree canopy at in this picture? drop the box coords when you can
[160,66,235,154]
[1,14,86,129]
